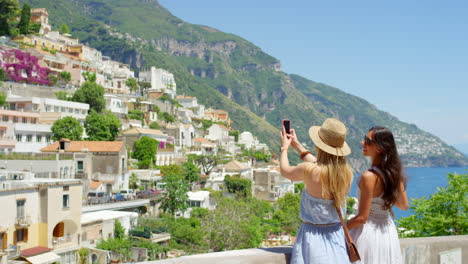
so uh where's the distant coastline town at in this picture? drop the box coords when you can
[0,7,300,263]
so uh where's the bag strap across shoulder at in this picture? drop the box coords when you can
[334,204,354,247]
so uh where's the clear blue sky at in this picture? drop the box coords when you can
[159,0,468,152]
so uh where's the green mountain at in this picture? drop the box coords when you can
[20,0,468,170]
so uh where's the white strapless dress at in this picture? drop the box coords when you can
[350,191,402,264]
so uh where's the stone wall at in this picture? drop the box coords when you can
[143,235,468,264]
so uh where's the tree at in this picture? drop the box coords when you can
[59,23,70,34]
[72,81,105,113]
[133,136,157,169]
[149,121,160,129]
[398,173,467,237]
[159,112,175,123]
[0,0,19,36]
[77,248,89,264]
[114,220,126,239]
[51,116,83,141]
[81,71,97,83]
[55,91,71,101]
[159,171,189,216]
[188,154,219,175]
[182,161,200,185]
[85,110,121,141]
[125,77,138,93]
[272,192,302,235]
[0,69,7,81]
[59,71,71,86]
[129,172,139,190]
[224,175,252,198]
[0,91,7,107]
[17,4,30,35]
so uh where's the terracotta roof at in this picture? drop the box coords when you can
[194,137,212,143]
[123,127,165,136]
[22,246,51,257]
[89,181,102,189]
[40,141,124,152]
[222,160,250,171]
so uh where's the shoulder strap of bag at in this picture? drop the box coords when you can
[334,204,355,247]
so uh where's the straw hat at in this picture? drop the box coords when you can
[309,118,351,156]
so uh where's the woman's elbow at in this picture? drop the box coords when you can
[354,215,368,225]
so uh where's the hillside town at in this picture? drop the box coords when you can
[0,8,298,264]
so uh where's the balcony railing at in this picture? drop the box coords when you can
[52,235,73,248]
[15,216,31,227]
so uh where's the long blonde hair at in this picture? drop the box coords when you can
[305,146,353,208]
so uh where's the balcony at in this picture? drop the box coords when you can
[15,216,31,227]
[52,235,73,248]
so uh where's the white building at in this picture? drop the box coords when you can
[6,94,90,124]
[176,96,205,119]
[253,167,294,202]
[81,210,138,248]
[238,131,269,152]
[139,67,177,98]
[206,124,229,142]
[0,178,82,264]
[182,191,211,218]
[104,94,128,117]
[101,56,135,95]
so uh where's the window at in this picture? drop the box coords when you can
[1,232,6,250]
[13,116,18,123]
[45,136,51,143]
[14,228,28,244]
[16,135,22,142]
[62,194,70,209]
[36,135,42,142]
[22,117,27,123]
[54,106,59,112]
[46,105,51,112]
[16,200,25,218]
[26,135,32,142]
[2,115,8,122]
[77,161,84,173]
[31,118,37,124]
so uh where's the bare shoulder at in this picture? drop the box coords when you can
[359,170,378,186]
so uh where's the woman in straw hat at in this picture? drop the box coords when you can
[347,127,408,263]
[280,118,354,264]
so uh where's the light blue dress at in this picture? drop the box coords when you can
[291,190,350,264]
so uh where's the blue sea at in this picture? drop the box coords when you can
[349,167,468,220]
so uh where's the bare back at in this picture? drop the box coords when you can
[303,163,331,200]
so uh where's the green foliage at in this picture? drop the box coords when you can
[51,116,83,141]
[191,207,209,219]
[188,154,219,175]
[398,173,468,237]
[114,220,126,239]
[182,161,200,184]
[125,77,138,93]
[0,91,7,107]
[149,121,160,129]
[48,74,57,86]
[59,71,71,83]
[201,196,269,251]
[133,136,157,169]
[77,248,89,264]
[294,182,305,194]
[81,71,97,83]
[85,110,121,141]
[272,192,301,235]
[346,197,356,217]
[28,22,40,34]
[159,166,190,216]
[72,81,105,112]
[159,111,175,123]
[229,130,239,142]
[242,149,271,162]
[129,172,139,190]
[59,23,70,34]
[224,175,252,198]
[127,110,144,121]
[0,0,19,36]
[55,91,71,101]
[0,69,7,81]
[96,238,132,262]
[17,3,30,35]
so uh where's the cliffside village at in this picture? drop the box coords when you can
[0,8,295,263]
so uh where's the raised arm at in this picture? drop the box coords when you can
[347,171,377,229]
[393,182,409,210]
[290,129,317,163]
[279,128,306,181]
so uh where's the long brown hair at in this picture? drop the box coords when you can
[305,147,353,208]
[369,126,407,210]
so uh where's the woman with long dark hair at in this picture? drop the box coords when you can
[347,126,408,263]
